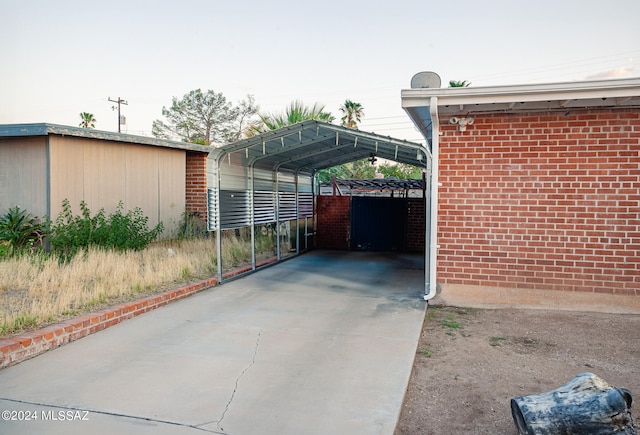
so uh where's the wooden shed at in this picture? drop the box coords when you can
[0,124,211,237]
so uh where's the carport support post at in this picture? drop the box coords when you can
[250,164,256,270]
[295,169,300,254]
[275,169,281,261]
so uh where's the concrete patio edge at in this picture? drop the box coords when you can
[0,256,280,369]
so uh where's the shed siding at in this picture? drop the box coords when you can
[438,108,640,296]
[48,136,184,235]
[49,137,84,213]
[160,150,186,227]
[83,137,127,210]
[0,137,48,217]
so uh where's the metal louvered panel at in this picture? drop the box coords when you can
[254,191,275,224]
[219,190,251,229]
[298,176,312,193]
[253,167,274,191]
[219,153,250,191]
[207,188,219,231]
[298,192,314,218]
[278,172,296,192]
[279,192,297,221]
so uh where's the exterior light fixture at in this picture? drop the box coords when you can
[449,117,474,131]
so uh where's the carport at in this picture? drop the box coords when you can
[206,120,437,299]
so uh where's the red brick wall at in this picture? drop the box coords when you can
[317,196,351,249]
[186,152,208,222]
[316,195,425,251]
[437,108,640,296]
[407,198,426,252]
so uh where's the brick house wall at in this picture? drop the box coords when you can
[437,108,640,296]
[185,152,208,222]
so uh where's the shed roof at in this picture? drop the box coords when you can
[0,123,211,154]
[209,120,429,175]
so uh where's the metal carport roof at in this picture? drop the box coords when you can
[209,120,430,174]
[206,120,432,293]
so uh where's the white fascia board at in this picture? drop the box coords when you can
[401,77,640,110]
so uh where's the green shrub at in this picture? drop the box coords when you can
[0,206,49,257]
[0,242,9,258]
[49,199,164,260]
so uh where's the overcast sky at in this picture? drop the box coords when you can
[1,0,638,143]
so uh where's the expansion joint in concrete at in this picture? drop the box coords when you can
[0,397,222,433]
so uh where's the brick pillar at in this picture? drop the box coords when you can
[185,152,208,224]
[407,198,426,252]
[317,196,351,249]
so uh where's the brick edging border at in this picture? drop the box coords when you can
[0,255,281,369]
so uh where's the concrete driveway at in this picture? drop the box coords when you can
[0,250,426,434]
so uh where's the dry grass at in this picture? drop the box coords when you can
[0,238,225,336]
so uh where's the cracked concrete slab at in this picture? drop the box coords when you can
[0,251,426,434]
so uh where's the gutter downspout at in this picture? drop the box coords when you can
[425,96,440,301]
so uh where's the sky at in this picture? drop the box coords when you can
[1,0,638,145]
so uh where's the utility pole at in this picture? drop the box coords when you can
[108,97,128,133]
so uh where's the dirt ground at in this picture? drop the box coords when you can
[396,305,640,435]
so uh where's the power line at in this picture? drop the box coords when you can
[472,50,640,83]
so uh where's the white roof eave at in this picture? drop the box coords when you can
[401,77,640,116]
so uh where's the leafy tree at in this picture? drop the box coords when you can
[339,100,364,129]
[346,159,377,179]
[449,80,471,88]
[316,165,351,183]
[252,100,334,134]
[318,99,372,181]
[226,95,260,143]
[378,162,423,179]
[79,112,97,128]
[152,89,259,146]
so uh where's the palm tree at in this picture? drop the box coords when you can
[449,80,471,88]
[253,101,334,134]
[339,100,364,129]
[79,112,97,129]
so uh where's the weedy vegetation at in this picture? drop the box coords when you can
[0,203,279,336]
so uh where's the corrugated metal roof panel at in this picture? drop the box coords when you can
[0,123,211,153]
[210,120,430,173]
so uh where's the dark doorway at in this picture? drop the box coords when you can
[350,197,408,251]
